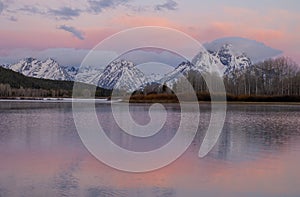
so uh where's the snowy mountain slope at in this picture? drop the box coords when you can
[146,72,165,83]
[97,60,149,91]
[5,58,73,81]
[159,50,222,87]
[66,66,104,85]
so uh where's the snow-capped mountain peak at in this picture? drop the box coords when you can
[4,57,73,81]
[97,60,149,92]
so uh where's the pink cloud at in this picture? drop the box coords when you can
[0,30,82,50]
[0,27,118,50]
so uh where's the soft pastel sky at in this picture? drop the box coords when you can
[0,0,299,66]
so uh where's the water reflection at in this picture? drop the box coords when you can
[86,187,127,197]
[53,159,81,196]
[0,102,300,196]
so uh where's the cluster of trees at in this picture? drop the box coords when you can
[224,57,300,96]
[182,57,300,98]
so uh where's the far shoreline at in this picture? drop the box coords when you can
[0,96,300,105]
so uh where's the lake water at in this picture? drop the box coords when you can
[0,101,300,197]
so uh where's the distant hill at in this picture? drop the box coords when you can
[0,66,73,90]
[0,66,111,98]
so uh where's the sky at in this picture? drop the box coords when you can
[0,0,299,66]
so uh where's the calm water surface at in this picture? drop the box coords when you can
[0,101,300,197]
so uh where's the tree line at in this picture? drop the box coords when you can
[0,83,71,98]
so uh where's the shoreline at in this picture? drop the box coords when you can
[1,97,300,105]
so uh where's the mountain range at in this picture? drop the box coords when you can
[0,44,253,92]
